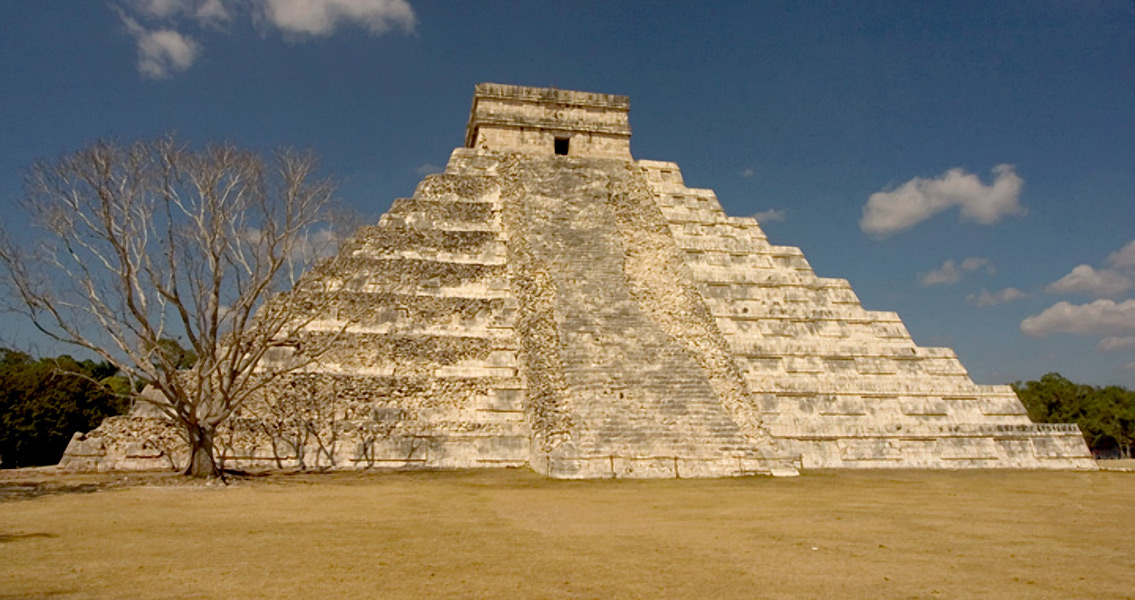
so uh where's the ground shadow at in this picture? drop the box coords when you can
[0,532,58,543]
[0,482,104,502]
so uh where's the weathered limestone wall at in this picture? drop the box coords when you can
[637,159,1095,470]
[60,83,1093,476]
[63,168,532,473]
[465,83,632,160]
[607,163,802,474]
[471,126,632,161]
[445,150,796,478]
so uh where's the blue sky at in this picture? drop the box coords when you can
[1,1,1133,386]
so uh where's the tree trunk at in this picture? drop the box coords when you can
[185,423,220,478]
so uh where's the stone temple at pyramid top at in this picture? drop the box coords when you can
[464,82,633,159]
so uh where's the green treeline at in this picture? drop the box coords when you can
[3,347,1133,467]
[1012,373,1135,459]
[0,349,129,468]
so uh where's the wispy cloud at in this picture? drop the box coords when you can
[121,13,201,79]
[1021,299,1135,337]
[1045,239,1135,298]
[114,0,415,78]
[860,165,1024,238]
[968,287,1027,307]
[415,163,443,176]
[243,226,340,262]
[919,257,994,286]
[751,209,785,223]
[1098,336,1135,352]
[197,0,230,22]
[1026,240,1135,374]
[1045,264,1132,298]
[1106,240,1135,270]
[128,0,230,23]
[256,0,416,37]
[739,168,755,178]
[130,0,186,18]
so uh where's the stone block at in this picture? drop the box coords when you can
[939,438,1001,460]
[838,439,902,461]
[1031,435,1091,459]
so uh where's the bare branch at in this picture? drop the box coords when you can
[0,137,346,478]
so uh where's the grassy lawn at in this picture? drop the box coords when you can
[1,468,1132,599]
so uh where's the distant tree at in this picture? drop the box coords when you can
[1013,373,1135,459]
[0,349,129,468]
[1090,385,1135,459]
[0,137,347,478]
[155,337,198,370]
[1013,373,1088,424]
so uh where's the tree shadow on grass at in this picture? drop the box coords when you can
[0,482,104,502]
[0,531,59,543]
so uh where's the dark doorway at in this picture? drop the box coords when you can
[554,137,570,155]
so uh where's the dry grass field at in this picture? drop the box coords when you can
[1,467,1132,599]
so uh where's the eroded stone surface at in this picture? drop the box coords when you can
[61,84,1093,476]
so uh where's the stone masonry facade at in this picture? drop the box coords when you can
[60,83,1094,476]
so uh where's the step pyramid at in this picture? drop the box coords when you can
[61,83,1094,476]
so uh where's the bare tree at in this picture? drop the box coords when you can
[0,137,347,478]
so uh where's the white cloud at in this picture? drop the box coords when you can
[1045,264,1132,298]
[751,209,786,223]
[1043,240,1135,300]
[1020,299,1135,337]
[415,163,443,176]
[921,261,961,286]
[256,0,416,36]
[244,226,339,262]
[960,256,994,274]
[122,15,201,79]
[197,0,230,22]
[968,287,1027,307]
[297,227,341,260]
[739,168,755,178]
[128,0,230,23]
[1106,240,1135,271]
[919,257,993,286]
[860,165,1025,238]
[114,0,414,79]
[130,0,187,18]
[1098,336,1135,352]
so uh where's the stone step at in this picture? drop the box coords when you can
[735,355,967,376]
[743,377,984,396]
[708,305,886,322]
[385,196,499,223]
[354,227,502,255]
[769,422,1081,438]
[326,257,508,293]
[412,173,500,202]
[301,312,517,333]
[727,337,929,356]
[288,292,517,328]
